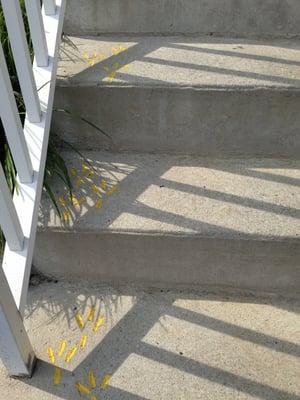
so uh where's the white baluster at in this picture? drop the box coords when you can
[0,165,24,251]
[24,0,49,67]
[43,0,56,15]
[0,267,36,377]
[0,44,33,183]
[1,0,41,123]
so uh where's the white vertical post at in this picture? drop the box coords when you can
[24,0,49,67]
[1,0,41,123]
[43,0,56,15]
[0,43,33,184]
[0,267,36,377]
[0,166,24,251]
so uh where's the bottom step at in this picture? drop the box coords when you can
[1,281,299,399]
[35,151,300,294]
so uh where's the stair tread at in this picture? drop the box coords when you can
[2,281,299,398]
[57,36,300,89]
[39,151,300,241]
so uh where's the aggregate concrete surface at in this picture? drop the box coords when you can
[0,280,299,399]
[57,36,300,89]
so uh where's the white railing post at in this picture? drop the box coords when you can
[43,0,56,15]
[0,43,33,184]
[1,0,41,123]
[0,166,24,251]
[0,267,36,377]
[24,0,49,67]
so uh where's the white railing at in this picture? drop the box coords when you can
[0,0,65,377]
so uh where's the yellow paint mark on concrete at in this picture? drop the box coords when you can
[75,313,85,329]
[70,167,77,177]
[59,196,66,207]
[80,334,87,349]
[53,367,61,385]
[100,374,112,389]
[47,347,55,364]
[58,340,66,357]
[107,185,118,196]
[76,177,84,188]
[103,63,123,82]
[89,369,97,389]
[112,45,128,55]
[92,184,100,194]
[88,306,96,321]
[76,381,91,395]
[63,211,70,221]
[95,199,103,209]
[78,196,86,205]
[92,316,105,332]
[65,346,77,363]
[100,179,107,191]
[82,164,90,174]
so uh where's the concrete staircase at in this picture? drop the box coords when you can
[34,0,300,295]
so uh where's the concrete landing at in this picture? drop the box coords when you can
[63,0,300,37]
[0,281,299,399]
[53,36,300,156]
[34,151,300,293]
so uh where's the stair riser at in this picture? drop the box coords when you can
[34,232,300,295]
[53,87,300,157]
[64,0,300,37]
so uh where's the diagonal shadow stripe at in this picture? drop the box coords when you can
[136,342,300,400]
[168,305,300,358]
[168,42,300,68]
[142,56,300,87]
[160,178,300,220]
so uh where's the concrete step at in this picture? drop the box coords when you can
[64,0,300,37]
[1,280,299,399]
[34,151,300,295]
[53,36,300,157]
